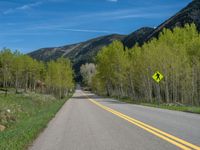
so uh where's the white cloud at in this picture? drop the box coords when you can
[77,4,174,22]
[3,9,14,14]
[107,0,118,2]
[47,0,66,2]
[3,2,42,14]
[114,13,168,19]
[17,2,42,10]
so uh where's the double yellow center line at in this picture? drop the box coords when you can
[83,92,200,150]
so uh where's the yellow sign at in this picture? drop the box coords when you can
[152,71,164,83]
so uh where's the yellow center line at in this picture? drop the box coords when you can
[82,92,200,150]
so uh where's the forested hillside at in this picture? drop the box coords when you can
[28,1,200,83]
[28,34,125,80]
[0,49,74,98]
[122,27,154,48]
[86,24,200,106]
[146,0,200,41]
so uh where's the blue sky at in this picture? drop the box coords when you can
[0,0,191,53]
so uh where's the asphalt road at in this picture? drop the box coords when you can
[29,89,200,150]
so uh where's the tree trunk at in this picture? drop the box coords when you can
[164,75,170,103]
[15,73,18,93]
[25,72,28,92]
[156,83,161,104]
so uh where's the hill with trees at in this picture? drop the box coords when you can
[87,24,200,106]
[146,0,200,42]
[28,0,200,80]
[122,27,154,48]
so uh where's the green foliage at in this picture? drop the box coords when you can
[45,58,74,98]
[95,41,126,96]
[0,92,70,150]
[0,48,13,88]
[118,97,200,114]
[0,50,74,98]
[92,24,200,106]
[0,49,74,149]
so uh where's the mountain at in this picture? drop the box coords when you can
[122,27,154,48]
[146,0,200,41]
[64,34,125,73]
[28,29,154,79]
[29,34,126,79]
[29,34,125,62]
[28,0,200,80]
[29,27,155,63]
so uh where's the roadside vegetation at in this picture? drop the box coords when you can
[0,50,74,149]
[0,90,72,150]
[80,63,96,89]
[81,24,200,111]
[0,49,74,98]
[118,97,200,114]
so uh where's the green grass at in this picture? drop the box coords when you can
[0,92,72,150]
[118,97,200,114]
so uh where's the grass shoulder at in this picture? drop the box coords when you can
[0,90,72,150]
[84,89,200,114]
[117,97,200,114]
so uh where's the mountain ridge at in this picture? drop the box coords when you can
[29,33,126,62]
[28,0,200,80]
[145,0,200,41]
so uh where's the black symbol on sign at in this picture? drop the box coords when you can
[156,73,160,80]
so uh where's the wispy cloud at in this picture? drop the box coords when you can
[3,6,168,34]
[3,9,13,14]
[3,2,42,14]
[78,6,170,21]
[26,25,113,33]
[114,13,169,19]
[18,2,42,10]
[0,26,113,35]
[47,0,66,2]
[107,0,118,2]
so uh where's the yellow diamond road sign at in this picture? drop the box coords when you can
[152,71,164,83]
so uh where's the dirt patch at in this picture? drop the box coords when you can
[0,124,6,131]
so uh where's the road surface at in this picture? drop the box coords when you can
[29,89,200,150]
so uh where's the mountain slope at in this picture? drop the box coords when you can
[28,27,155,64]
[29,34,126,80]
[28,29,154,79]
[29,34,125,62]
[28,0,200,80]
[123,27,154,48]
[146,0,200,41]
